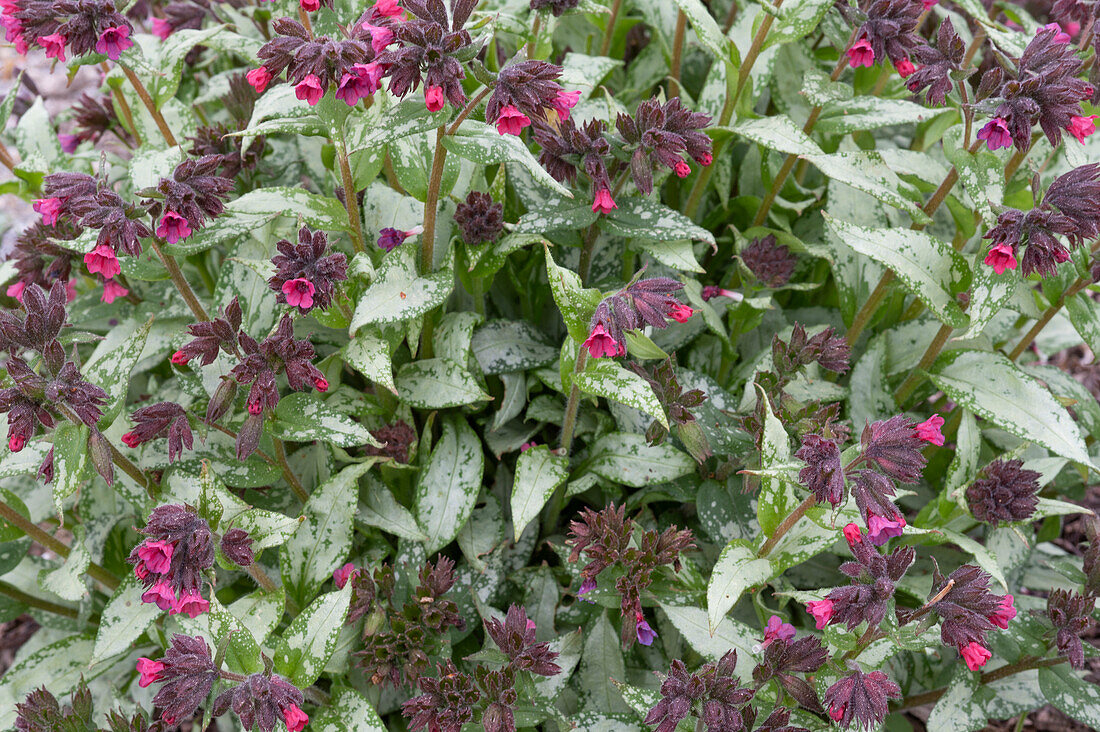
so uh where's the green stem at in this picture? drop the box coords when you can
[120,66,177,147]
[558,348,589,454]
[102,63,141,146]
[1008,275,1092,361]
[0,580,82,618]
[527,11,541,58]
[599,0,624,56]
[893,656,1069,711]
[0,500,119,591]
[271,437,309,502]
[577,224,600,286]
[336,137,366,254]
[892,320,954,405]
[149,239,210,322]
[669,11,687,98]
[757,495,817,557]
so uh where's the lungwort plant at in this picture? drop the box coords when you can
[0,0,1099,730]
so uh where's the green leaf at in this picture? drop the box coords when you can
[580,612,630,715]
[755,387,796,536]
[670,0,729,59]
[14,98,62,174]
[358,475,428,541]
[1038,663,1100,727]
[177,596,264,674]
[273,584,352,688]
[396,358,492,409]
[658,602,757,678]
[38,525,90,602]
[1064,292,1100,356]
[472,321,558,375]
[345,98,450,154]
[544,245,603,343]
[511,445,570,540]
[810,153,932,225]
[764,0,834,49]
[232,508,302,551]
[929,349,1091,465]
[349,249,454,332]
[272,393,381,448]
[816,97,950,135]
[84,315,154,425]
[416,414,484,553]
[281,462,370,607]
[444,121,572,197]
[574,359,669,430]
[345,328,397,394]
[516,200,599,234]
[51,423,89,523]
[602,197,715,249]
[312,686,387,732]
[632,239,705,273]
[588,433,694,487]
[91,574,161,665]
[823,214,969,329]
[707,539,773,630]
[732,115,822,157]
[0,633,98,729]
[152,26,228,103]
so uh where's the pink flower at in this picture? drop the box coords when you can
[137,539,174,574]
[170,350,190,365]
[296,74,325,106]
[695,151,713,166]
[583,323,619,359]
[6,280,25,302]
[577,577,596,602]
[375,0,403,16]
[1066,21,1082,35]
[424,85,445,112]
[136,657,166,687]
[842,523,862,547]
[829,705,846,722]
[1067,115,1098,143]
[335,63,383,106]
[866,513,906,546]
[9,434,25,452]
[84,245,121,279]
[519,441,537,452]
[760,615,796,648]
[300,0,320,10]
[151,18,172,41]
[95,25,132,60]
[551,89,580,120]
[283,704,309,732]
[701,285,741,302]
[806,599,834,629]
[1041,22,1072,43]
[920,0,937,9]
[673,160,691,178]
[333,562,355,589]
[65,280,76,302]
[990,594,1017,629]
[984,243,1017,274]
[37,32,66,61]
[495,105,531,136]
[246,66,272,93]
[173,591,209,618]
[141,581,176,611]
[977,117,1012,151]
[635,611,657,646]
[121,432,141,448]
[914,414,945,446]
[58,134,80,153]
[894,57,915,77]
[667,302,694,323]
[847,37,874,68]
[33,197,61,226]
[157,210,192,244]
[360,23,394,54]
[282,278,316,309]
[101,279,129,304]
[592,188,617,215]
[960,641,991,671]
[133,561,149,580]
[314,377,329,392]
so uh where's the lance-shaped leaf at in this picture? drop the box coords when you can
[444,121,572,197]
[273,584,353,688]
[271,393,381,448]
[416,414,484,553]
[707,539,773,630]
[511,445,570,540]
[588,433,694,487]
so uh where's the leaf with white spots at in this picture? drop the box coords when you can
[574,359,669,431]
[273,584,352,688]
[658,602,758,678]
[588,433,694,487]
[312,686,387,732]
[669,0,728,59]
[345,327,397,394]
[0,633,98,729]
[764,0,834,49]
[396,358,492,409]
[271,393,381,448]
[84,315,154,425]
[349,248,454,333]
[632,239,705,273]
[544,246,603,343]
[50,423,89,524]
[516,200,598,234]
[754,387,796,536]
[473,321,558,375]
[602,197,715,249]
[707,539,773,630]
[444,121,572,197]
[231,508,302,551]
[37,525,90,602]
[1038,664,1100,728]
[511,445,570,540]
[733,115,823,157]
[416,415,485,553]
[810,153,932,224]
[91,574,161,665]
[929,349,1092,465]
[358,475,428,542]
[281,462,370,607]
[816,97,949,135]
[580,613,630,715]
[177,596,264,674]
[823,214,970,329]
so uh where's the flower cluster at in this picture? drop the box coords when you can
[982,163,1100,277]
[629,358,710,461]
[529,0,579,16]
[805,538,915,631]
[927,562,1016,670]
[352,556,467,687]
[453,191,504,245]
[127,504,224,618]
[135,634,218,726]
[7,0,134,61]
[566,503,695,648]
[268,226,349,313]
[15,680,96,732]
[64,92,134,151]
[1046,588,1094,669]
[751,620,828,713]
[583,276,694,359]
[965,458,1040,524]
[121,401,194,463]
[906,18,966,106]
[615,98,713,194]
[151,155,235,245]
[5,220,78,303]
[645,652,757,732]
[212,671,309,732]
[841,0,924,74]
[740,234,797,287]
[486,60,578,135]
[823,667,901,729]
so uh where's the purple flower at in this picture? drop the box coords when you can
[94,24,131,59]
[859,416,927,484]
[1047,589,1093,669]
[453,192,503,245]
[155,156,234,237]
[635,611,657,645]
[759,615,796,649]
[740,234,796,287]
[484,605,561,676]
[268,226,348,313]
[976,117,1013,151]
[795,433,845,505]
[145,635,218,727]
[824,668,900,730]
[529,0,580,16]
[966,458,1040,524]
[577,576,596,601]
[377,225,422,252]
[212,672,306,732]
[402,661,479,732]
[121,401,193,463]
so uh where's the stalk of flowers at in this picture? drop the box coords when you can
[580,275,696,360]
[7,0,134,62]
[566,504,695,648]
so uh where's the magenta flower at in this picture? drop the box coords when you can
[58,134,79,153]
[635,611,657,646]
[360,22,394,54]
[921,0,937,8]
[101,279,128,304]
[377,225,422,252]
[552,89,580,119]
[806,599,834,629]
[37,32,66,61]
[300,0,320,10]
[583,323,619,358]
[519,441,537,452]
[759,615,796,649]
[592,188,617,214]
[960,641,991,670]
[95,25,132,60]
[1067,115,1097,143]
[174,591,209,619]
[282,278,316,309]
[295,74,325,106]
[170,350,190,365]
[136,657,166,688]
[847,37,875,67]
[495,105,531,136]
[866,512,906,545]
[577,576,596,601]
[375,0,403,16]
[6,280,25,301]
[141,581,176,611]
[151,18,172,41]
[335,63,383,106]
[894,57,915,77]
[333,562,355,589]
[84,245,121,279]
[701,285,742,302]
[283,704,309,732]
[983,243,1018,274]
[424,85,445,111]
[8,433,24,452]
[673,160,691,178]
[914,414,944,445]
[990,594,1017,629]
[137,539,174,575]
[667,302,693,323]
[1040,22,1071,43]
[32,197,61,226]
[976,117,1012,151]
[842,523,862,547]
[246,66,272,93]
[157,210,193,244]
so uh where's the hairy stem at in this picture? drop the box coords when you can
[527,12,541,57]
[892,320,954,404]
[0,579,83,619]
[558,348,590,454]
[1008,275,1092,361]
[757,495,817,557]
[148,239,211,322]
[669,11,687,98]
[0,500,119,591]
[599,0,624,56]
[336,138,366,253]
[894,656,1069,710]
[577,224,600,286]
[271,437,309,502]
[102,63,141,146]
[120,66,177,147]
[447,87,491,136]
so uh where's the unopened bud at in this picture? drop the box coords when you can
[87,429,115,486]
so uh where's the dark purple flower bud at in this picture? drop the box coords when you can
[176,298,243,366]
[533,117,611,190]
[476,668,517,732]
[45,361,107,428]
[212,672,305,732]
[772,323,850,376]
[453,191,504,245]
[219,528,254,567]
[825,542,914,631]
[268,226,348,313]
[87,428,114,485]
[154,155,234,235]
[795,433,845,505]
[965,458,1040,524]
[363,420,417,463]
[753,637,827,712]
[235,411,264,461]
[859,416,927,484]
[928,562,1002,650]
[823,668,900,730]
[375,8,472,112]
[529,0,579,16]
[402,661,480,732]
[645,651,754,732]
[188,123,265,179]
[484,605,561,676]
[121,401,193,463]
[205,377,238,425]
[69,92,133,148]
[146,635,218,727]
[127,505,215,609]
[740,234,796,287]
[615,98,712,195]
[37,445,54,484]
[906,18,965,107]
[1047,589,1093,669]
